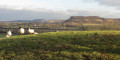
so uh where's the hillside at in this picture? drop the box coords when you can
[0,31,120,60]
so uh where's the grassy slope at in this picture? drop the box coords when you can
[0,31,120,60]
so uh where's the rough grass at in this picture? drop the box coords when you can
[0,31,120,60]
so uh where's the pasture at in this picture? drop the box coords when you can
[0,34,18,38]
[0,31,120,60]
[0,34,5,38]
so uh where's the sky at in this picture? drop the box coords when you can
[0,0,120,20]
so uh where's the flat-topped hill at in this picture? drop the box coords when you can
[66,16,120,24]
[70,16,102,19]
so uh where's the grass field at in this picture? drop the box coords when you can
[0,33,7,38]
[0,31,120,60]
[0,34,18,38]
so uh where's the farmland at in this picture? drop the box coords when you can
[0,34,18,38]
[0,34,5,38]
[0,31,120,60]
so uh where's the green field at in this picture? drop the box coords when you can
[0,34,18,38]
[0,34,5,38]
[0,31,120,60]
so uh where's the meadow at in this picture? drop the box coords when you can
[0,31,120,60]
[0,34,5,38]
[0,34,18,38]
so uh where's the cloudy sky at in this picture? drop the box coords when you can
[0,0,120,20]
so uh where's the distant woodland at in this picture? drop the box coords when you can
[0,16,120,30]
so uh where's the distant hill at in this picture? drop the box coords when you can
[65,16,120,24]
[33,19,46,22]
[8,19,45,22]
[10,20,32,22]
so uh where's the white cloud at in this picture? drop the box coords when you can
[0,0,120,20]
[0,0,53,10]
[95,0,120,9]
[0,7,120,20]
[0,8,70,20]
